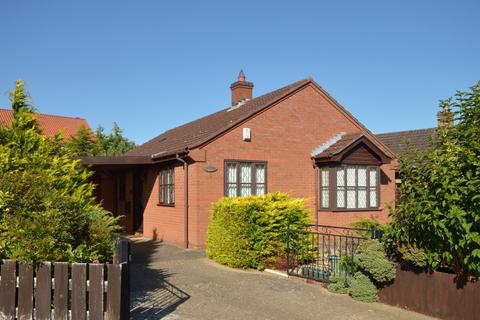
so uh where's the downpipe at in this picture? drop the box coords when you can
[176,154,189,248]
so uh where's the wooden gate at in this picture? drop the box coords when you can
[0,260,129,320]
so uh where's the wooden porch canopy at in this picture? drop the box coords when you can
[78,156,156,168]
[312,133,392,165]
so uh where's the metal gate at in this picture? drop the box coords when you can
[286,224,376,282]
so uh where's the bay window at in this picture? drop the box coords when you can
[225,161,267,197]
[320,165,379,210]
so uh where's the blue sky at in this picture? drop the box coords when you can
[1,1,479,144]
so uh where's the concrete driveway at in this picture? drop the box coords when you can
[130,239,433,320]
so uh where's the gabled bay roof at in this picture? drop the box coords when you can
[313,133,391,164]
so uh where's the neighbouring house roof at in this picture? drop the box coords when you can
[0,108,90,138]
[128,77,394,160]
[313,133,391,164]
[375,128,436,155]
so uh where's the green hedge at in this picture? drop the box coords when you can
[206,192,311,270]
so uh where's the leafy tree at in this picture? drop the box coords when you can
[96,122,136,156]
[0,80,120,264]
[67,122,136,156]
[390,81,480,278]
[67,125,96,156]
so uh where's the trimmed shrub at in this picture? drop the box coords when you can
[327,274,350,294]
[354,240,396,283]
[327,239,395,302]
[206,192,311,269]
[349,272,378,302]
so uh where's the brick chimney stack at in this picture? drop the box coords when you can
[230,70,254,105]
[437,109,454,127]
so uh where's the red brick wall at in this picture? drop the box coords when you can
[141,84,396,248]
[142,165,186,246]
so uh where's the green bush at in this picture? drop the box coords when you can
[206,192,311,269]
[396,244,429,268]
[390,81,480,278]
[327,274,350,294]
[327,240,395,302]
[349,217,390,239]
[349,272,378,302]
[354,240,396,283]
[0,171,120,263]
[0,80,121,264]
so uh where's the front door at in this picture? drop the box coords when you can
[132,169,144,233]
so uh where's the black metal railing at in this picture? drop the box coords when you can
[286,224,375,282]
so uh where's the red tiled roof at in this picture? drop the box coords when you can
[314,133,363,158]
[128,77,394,159]
[127,78,311,157]
[0,109,90,138]
[375,128,436,155]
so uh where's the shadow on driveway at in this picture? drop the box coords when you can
[130,239,190,319]
[129,239,433,320]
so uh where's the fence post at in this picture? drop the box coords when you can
[113,237,131,320]
[114,237,132,264]
[121,262,131,320]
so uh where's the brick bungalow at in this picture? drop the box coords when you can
[82,73,398,248]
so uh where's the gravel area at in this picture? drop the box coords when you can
[130,239,433,320]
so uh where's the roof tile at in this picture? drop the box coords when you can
[127,78,311,157]
[375,128,436,155]
[0,108,90,138]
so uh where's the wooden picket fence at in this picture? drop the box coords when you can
[0,260,129,320]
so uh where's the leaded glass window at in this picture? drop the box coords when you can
[159,167,175,205]
[369,168,378,207]
[320,165,379,210]
[225,161,267,197]
[346,166,356,208]
[320,167,329,208]
[256,164,266,195]
[336,167,345,208]
[226,163,237,197]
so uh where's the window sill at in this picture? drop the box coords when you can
[157,203,175,207]
[318,208,383,212]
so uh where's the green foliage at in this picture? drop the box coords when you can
[390,81,480,278]
[206,192,311,269]
[396,244,428,268]
[327,274,350,294]
[354,240,396,283]
[0,80,120,264]
[349,217,391,239]
[349,272,378,302]
[327,240,395,303]
[66,122,136,156]
[67,125,96,156]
